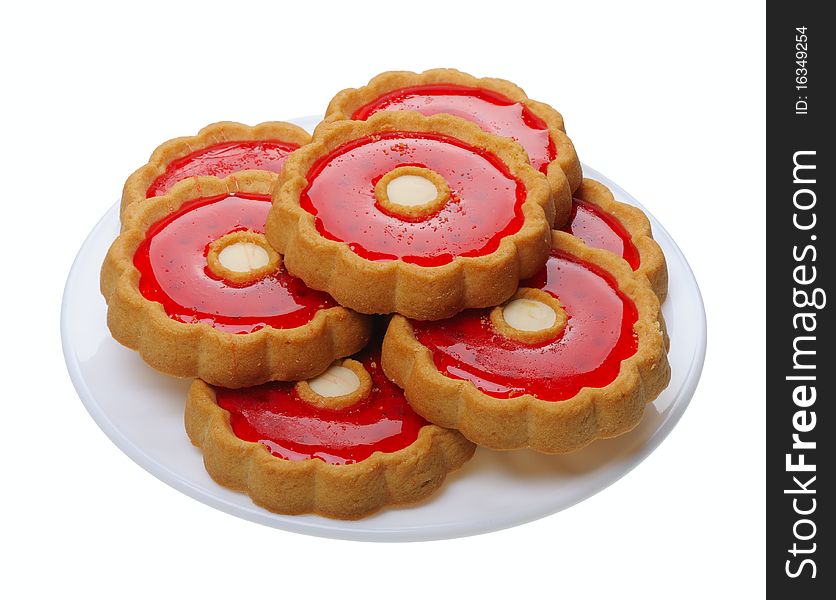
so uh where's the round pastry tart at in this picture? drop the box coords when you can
[562,179,668,301]
[382,231,671,454]
[184,345,476,519]
[101,172,372,388]
[324,68,582,221]
[121,121,310,218]
[265,111,556,320]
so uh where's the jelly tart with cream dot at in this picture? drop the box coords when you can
[120,121,310,219]
[561,178,668,301]
[101,172,372,388]
[265,111,557,320]
[324,68,581,222]
[184,345,476,519]
[382,231,670,454]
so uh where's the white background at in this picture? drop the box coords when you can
[2,1,764,598]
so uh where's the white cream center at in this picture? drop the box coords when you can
[503,299,557,332]
[307,366,361,397]
[386,174,438,207]
[217,242,270,273]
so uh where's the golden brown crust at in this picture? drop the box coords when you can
[120,121,311,220]
[101,172,373,388]
[294,358,373,410]
[206,231,281,285]
[381,231,671,454]
[489,287,567,345]
[575,178,669,302]
[266,111,557,321]
[374,166,451,219]
[184,380,476,520]
[324,68,582,212]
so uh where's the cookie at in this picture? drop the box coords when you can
[184,345,476,520]
[324,68,582,221]
[101,172,372,388]
[562,179,668,301]
[120,121,311,219]
[382,231,671,454]
[265,111,558,320]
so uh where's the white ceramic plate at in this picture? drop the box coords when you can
[62,116,706,542]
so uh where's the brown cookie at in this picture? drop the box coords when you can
[265,111,557,320]
[566,178,669,301]
[185,346,476,519]
[102,172,372,388]
[324,68,582,222]
[382,231,670,454]
[121,121,311,221]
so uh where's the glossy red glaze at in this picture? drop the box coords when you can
[561,199,641,270]
[301,132,527,266]
[133,192,334,334]
[412,251,639,401]
[353,84,556,173]
[146,140,299,197]
[215,349,428,465]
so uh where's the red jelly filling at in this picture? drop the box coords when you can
[134,192,334,334]
[215,349,428,465]
[412,251,639,401]
[301,132,526,267]
[561,199,641,270]
[352,84,556,173]
[146,140,299,197]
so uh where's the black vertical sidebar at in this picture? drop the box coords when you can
[767,3,832,598]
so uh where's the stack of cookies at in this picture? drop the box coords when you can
[102,69,671,520]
